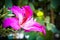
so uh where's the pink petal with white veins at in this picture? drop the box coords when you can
[22,18,46,35]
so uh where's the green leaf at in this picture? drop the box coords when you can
[5,0,12,8]
[36,36,44,40]
[50,0,60,9]
[46,23,52,31]
[18,0,28,6]
[25,32,38,40]
[29,3,35,11]
[44,31,53,40]
[5,0,12,17]
[50,24,59,33]
[36,17,44,25]
[45,16,50,23]
[5,10,12,18]
[22,0,28,5]
[46,23,59,33]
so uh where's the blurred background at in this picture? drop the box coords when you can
[0,0,60,40]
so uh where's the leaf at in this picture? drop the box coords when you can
[47,23,52,31]
[29,3,35,11]
[5,0,12,8]
[46,23,59,33]
[36,36,44,40]
[50,0,60,9]
[22,0,28,5]
[44,30,53,40]
[36,17,44,25]
[45,16,50,23]
[50,24,59,33]
[4,10,12,18]
[5,0,12,17]
[25,32,38,40]
[18,0,28,6]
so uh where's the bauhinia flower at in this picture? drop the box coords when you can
[2,5,46,35]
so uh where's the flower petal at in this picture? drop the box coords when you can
[22,18,46,35]
[10,6,24,24]
[31,22,46,35]
[21,6,33,24]
[11,6,24,16]
[2,17,20,30]
[10,6,33,24]
[22,6,33,18]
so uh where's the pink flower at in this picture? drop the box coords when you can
[2,6,46,35]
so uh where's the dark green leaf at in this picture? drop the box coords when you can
[5,0,12,8]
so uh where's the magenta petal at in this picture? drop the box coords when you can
[32,22,46,35]
[2,17,20,30]
[22,18,46,35]
[11,6,24,24]
[10,6,33,24]
[22,6,33,19]
[11,6,24,16]
[10,22,20,30]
